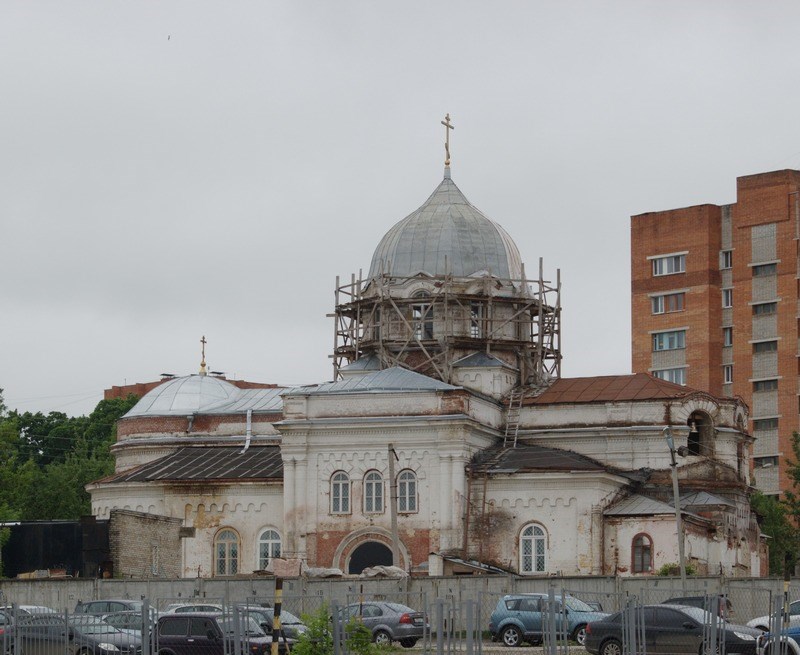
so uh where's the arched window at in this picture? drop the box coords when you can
[687,411,714,457]
[214,528,240,576]
[398,470,418,513]
[632,533,653,573]
[470,302,484,338]
[520,523,547,573]
[412,291,433,340]
[331,471,350,514]
[257,529,281,570]
[363,470,384,514]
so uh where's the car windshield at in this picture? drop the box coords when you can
[564,597,594,612]
[260,609,302,625]
[220,616,265,636]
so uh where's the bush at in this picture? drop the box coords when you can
[291,604,388,655]
[657,562,697,576]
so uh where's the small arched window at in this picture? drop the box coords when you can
[520,523,547,573]
[331,471,351,514]
[397,469,418,513]
[412,291,433,340]
[363,470,384,514]
[632,533,653,573]
[214,528,240,576]
[257,529,281,570]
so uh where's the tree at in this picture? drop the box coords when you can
[751,491,797,575]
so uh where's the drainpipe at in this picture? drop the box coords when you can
[239,410,253,454]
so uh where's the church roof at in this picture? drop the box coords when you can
[603,494,678,516]
[470,444,607,474]
[97,446,283,484]
[525,373,693,405]
[124,376,283,418]
[368,170,523,280]
[290,367,458,395]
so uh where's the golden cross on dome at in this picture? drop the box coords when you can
[441,113,455,166]
[199,335,207,376]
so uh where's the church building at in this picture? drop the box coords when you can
[88,121,764,578]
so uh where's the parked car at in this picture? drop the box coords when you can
[155,612,290,655]
[662,595,733,619]
[584,604,761,655]
[0,606,58,633]
[336,601,426,648]
[99,611,156,637]
[7,613,142,655]
[756,625,800,655]
[489,593,608,647]
[160,603,224,614]
[236,606,308,640]
[75,600,152,616]
[749,601,800,632]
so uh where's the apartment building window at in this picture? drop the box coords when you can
[652,330,686,351]
[753,263,778,277]
[722,289,733,308]
[723,365,733,384]
[652,253,686,276]
[653,368,686,385]
[723,327,733,346]
[753,302,777,316]
[753,418,779,430]
[753,379,778,392]
[651,292,685,314]
[755,456,779,468]
[720,250,732,270]
[753,340,778,353]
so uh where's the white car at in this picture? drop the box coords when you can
[161,602,225,614]
[749,600,800,632]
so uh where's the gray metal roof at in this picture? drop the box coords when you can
[99,446,283,484]
[368,170,523,280]
[124,376,284,418]
[293,367,458,395]
[340,355,382,372]
[470,444,606,473]
[604,494,679,516]
[673,491,735,508]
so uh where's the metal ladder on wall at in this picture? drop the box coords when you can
[503,388,524,448]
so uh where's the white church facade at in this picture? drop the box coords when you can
[88,154,765,579]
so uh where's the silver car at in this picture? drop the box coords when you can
[338,601,426,648]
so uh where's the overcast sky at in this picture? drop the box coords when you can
[4,1,800,417]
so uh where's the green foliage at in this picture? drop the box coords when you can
[0,394,139,520]
[291,605,386,655]
[751,491,798,575]
[656,562,697,577]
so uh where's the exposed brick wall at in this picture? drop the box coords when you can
[117,413,282,438]
[109,510,183,578]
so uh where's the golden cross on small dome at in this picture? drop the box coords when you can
[441,113,455,166]
[199,335,207,376]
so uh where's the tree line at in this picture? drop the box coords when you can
[0,389,139,522]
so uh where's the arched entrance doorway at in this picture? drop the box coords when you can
[348,541,392,574]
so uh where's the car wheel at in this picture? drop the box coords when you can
[699,642,721,655]
[601,638,622,655]
[373,629,392,646]
[572,624,588,645]
[501,625,523,647]
[399,638,418,648]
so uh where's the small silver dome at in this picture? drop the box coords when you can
[125,375,239,417]
[369,170,523,280]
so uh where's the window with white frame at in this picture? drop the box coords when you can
[330,471,351,514]
[411,292,433,340]
[397,469,418,513]
[723,327,733,347]
[653,368,686,385]
[722,288,733,308]
[720,250,732,270]
[652,253,686,276]
[257,529,281,569]
[652,330,685,351]
[651,292,685,314]
[470,302,484,338]
[632,533,653,574]
[723,365,733,384]
[520,523,547,573]
[214,528,239,576]
[363,470,384,514]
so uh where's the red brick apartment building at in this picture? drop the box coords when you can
[631,169,800,496]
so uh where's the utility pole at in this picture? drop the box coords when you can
[663,427,687,594]
[388,443,400,567]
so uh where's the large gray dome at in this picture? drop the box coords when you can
[368,170,523,280]
[124,375,239,417]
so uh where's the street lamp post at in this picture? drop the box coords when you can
[663,426,687,594]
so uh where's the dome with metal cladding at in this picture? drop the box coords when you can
[124,374,240,417]
[368,169,523,280]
